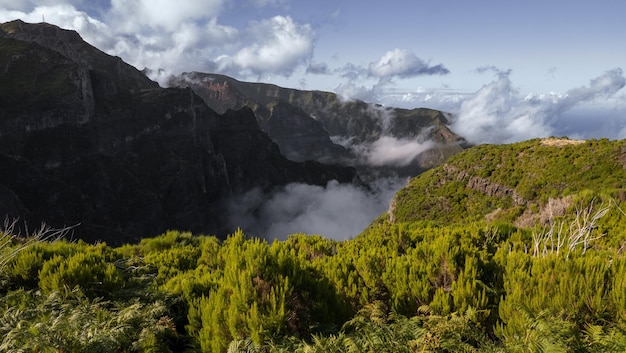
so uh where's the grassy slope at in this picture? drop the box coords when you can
[391,138,626,228]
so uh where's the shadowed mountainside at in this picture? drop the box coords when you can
[170,72,468,177]
[0,20,357,244]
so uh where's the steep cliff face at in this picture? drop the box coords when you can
[171,72,467,175]
[0,20,357,244]
[170,73,350,164]
[264,103,350,163]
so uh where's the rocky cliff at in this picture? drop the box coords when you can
[0,20,357,244]
[170,72,468,177]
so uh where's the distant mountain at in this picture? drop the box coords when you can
[0,20,357,244]
[389,137,626,227]
[170,72,468,178]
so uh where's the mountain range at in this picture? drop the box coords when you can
[0,20,465,244]
[5,20,626,353]
[169,72,466,178]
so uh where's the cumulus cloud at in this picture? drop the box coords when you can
[450,69,626,144]
[109,0,223,32]
[228,178,405,240]
[0,1,316,84]
[338,62,368,81]
[306,60,330,75]
[216,16,315,77]
[0,4,108,33]
[0,0,67,12]
[368,48,449,79]
[334,49,449,102]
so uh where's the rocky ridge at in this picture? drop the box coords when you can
[170,72,468,177]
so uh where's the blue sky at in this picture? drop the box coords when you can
[2,0,626,143]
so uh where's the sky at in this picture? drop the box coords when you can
[2,0,626,144]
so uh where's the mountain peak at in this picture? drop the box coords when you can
[0,19,157,92]
[0,19,84,45]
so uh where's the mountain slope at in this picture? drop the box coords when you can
[389,137,626,227]
[171,72,467,176]
[0,20,357,244]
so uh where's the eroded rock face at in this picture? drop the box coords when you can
[0,20,357,244]
[171,72,468,177]
[170,73,351,164]
[265,103,350,163]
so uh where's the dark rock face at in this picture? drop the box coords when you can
[0,20,357,244]
[170,72,468,177]
[209,107,357,191]
[169,73,351,164]
[264,103,350,163]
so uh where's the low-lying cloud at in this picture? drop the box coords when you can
[364,137,435,167]
[328,104,437,167]
[228,178,405,240]
[450,69,626,144]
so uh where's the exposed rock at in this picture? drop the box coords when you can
[0,20,357,244]
[210,107,356,192]
[265,103,350,162]
[465,176,525,206]
[515,195,574,228]
[171,72,467,175]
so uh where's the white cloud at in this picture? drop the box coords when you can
[306,60,330,75]
[228,178,405,240]
[0,0,67,12]
[0,4,107,34]
[216,16,315,77]
[383,87,466,111]
[334,81,381,102]
[364,137,435,167]
[328,104,438,167]
[0,2,316,84]
[334,49,450,103]
[109,0,224,32]
[368,48,449,79]
[247,0,290,8]
[450,69,626,144]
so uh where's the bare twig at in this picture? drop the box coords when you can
[531,198,610,258]
[0,218,78,272]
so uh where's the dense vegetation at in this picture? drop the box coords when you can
[2,138,626,352]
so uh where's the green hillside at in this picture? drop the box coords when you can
[2,138,626,352]
[392,137,626,227]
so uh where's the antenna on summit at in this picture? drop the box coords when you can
[42,14,45,23]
